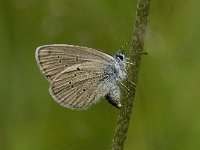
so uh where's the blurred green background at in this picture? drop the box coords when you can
[0,0,200,149]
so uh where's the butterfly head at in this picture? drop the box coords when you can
[115,50,126,65]
[114,51,127,80]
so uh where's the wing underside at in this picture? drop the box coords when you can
[35,44,115,109]
[35,44,114,81]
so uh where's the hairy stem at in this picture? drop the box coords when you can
[110,0,151,149]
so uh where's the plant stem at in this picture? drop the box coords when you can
[110,0,151,149]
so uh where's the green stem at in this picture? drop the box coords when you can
[110,0,151,149]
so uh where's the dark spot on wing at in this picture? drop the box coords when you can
[46,75,50,78]
[77,67,80,71]
[58,60,62,63]
[83,89,86,91]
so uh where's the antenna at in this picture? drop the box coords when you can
[117,36,132,55]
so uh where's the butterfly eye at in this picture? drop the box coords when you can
[117,54,124,60]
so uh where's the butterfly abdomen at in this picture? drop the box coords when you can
[105,85,121,108]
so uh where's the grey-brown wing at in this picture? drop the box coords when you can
[35,44,114,82]
[49,61,111,109]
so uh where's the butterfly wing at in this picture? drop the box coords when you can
[35,44,115,109]
[35,44,114,82]
[50,61,112,109]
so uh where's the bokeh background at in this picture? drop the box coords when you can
[0,0,200,150]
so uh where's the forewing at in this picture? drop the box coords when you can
[35,44,114,82]
[49,61,111,109]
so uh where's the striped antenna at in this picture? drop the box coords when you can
[117,36,132,55]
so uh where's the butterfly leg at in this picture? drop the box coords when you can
[105,86,121,109]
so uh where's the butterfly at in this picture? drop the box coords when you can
[35,44,128,110]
